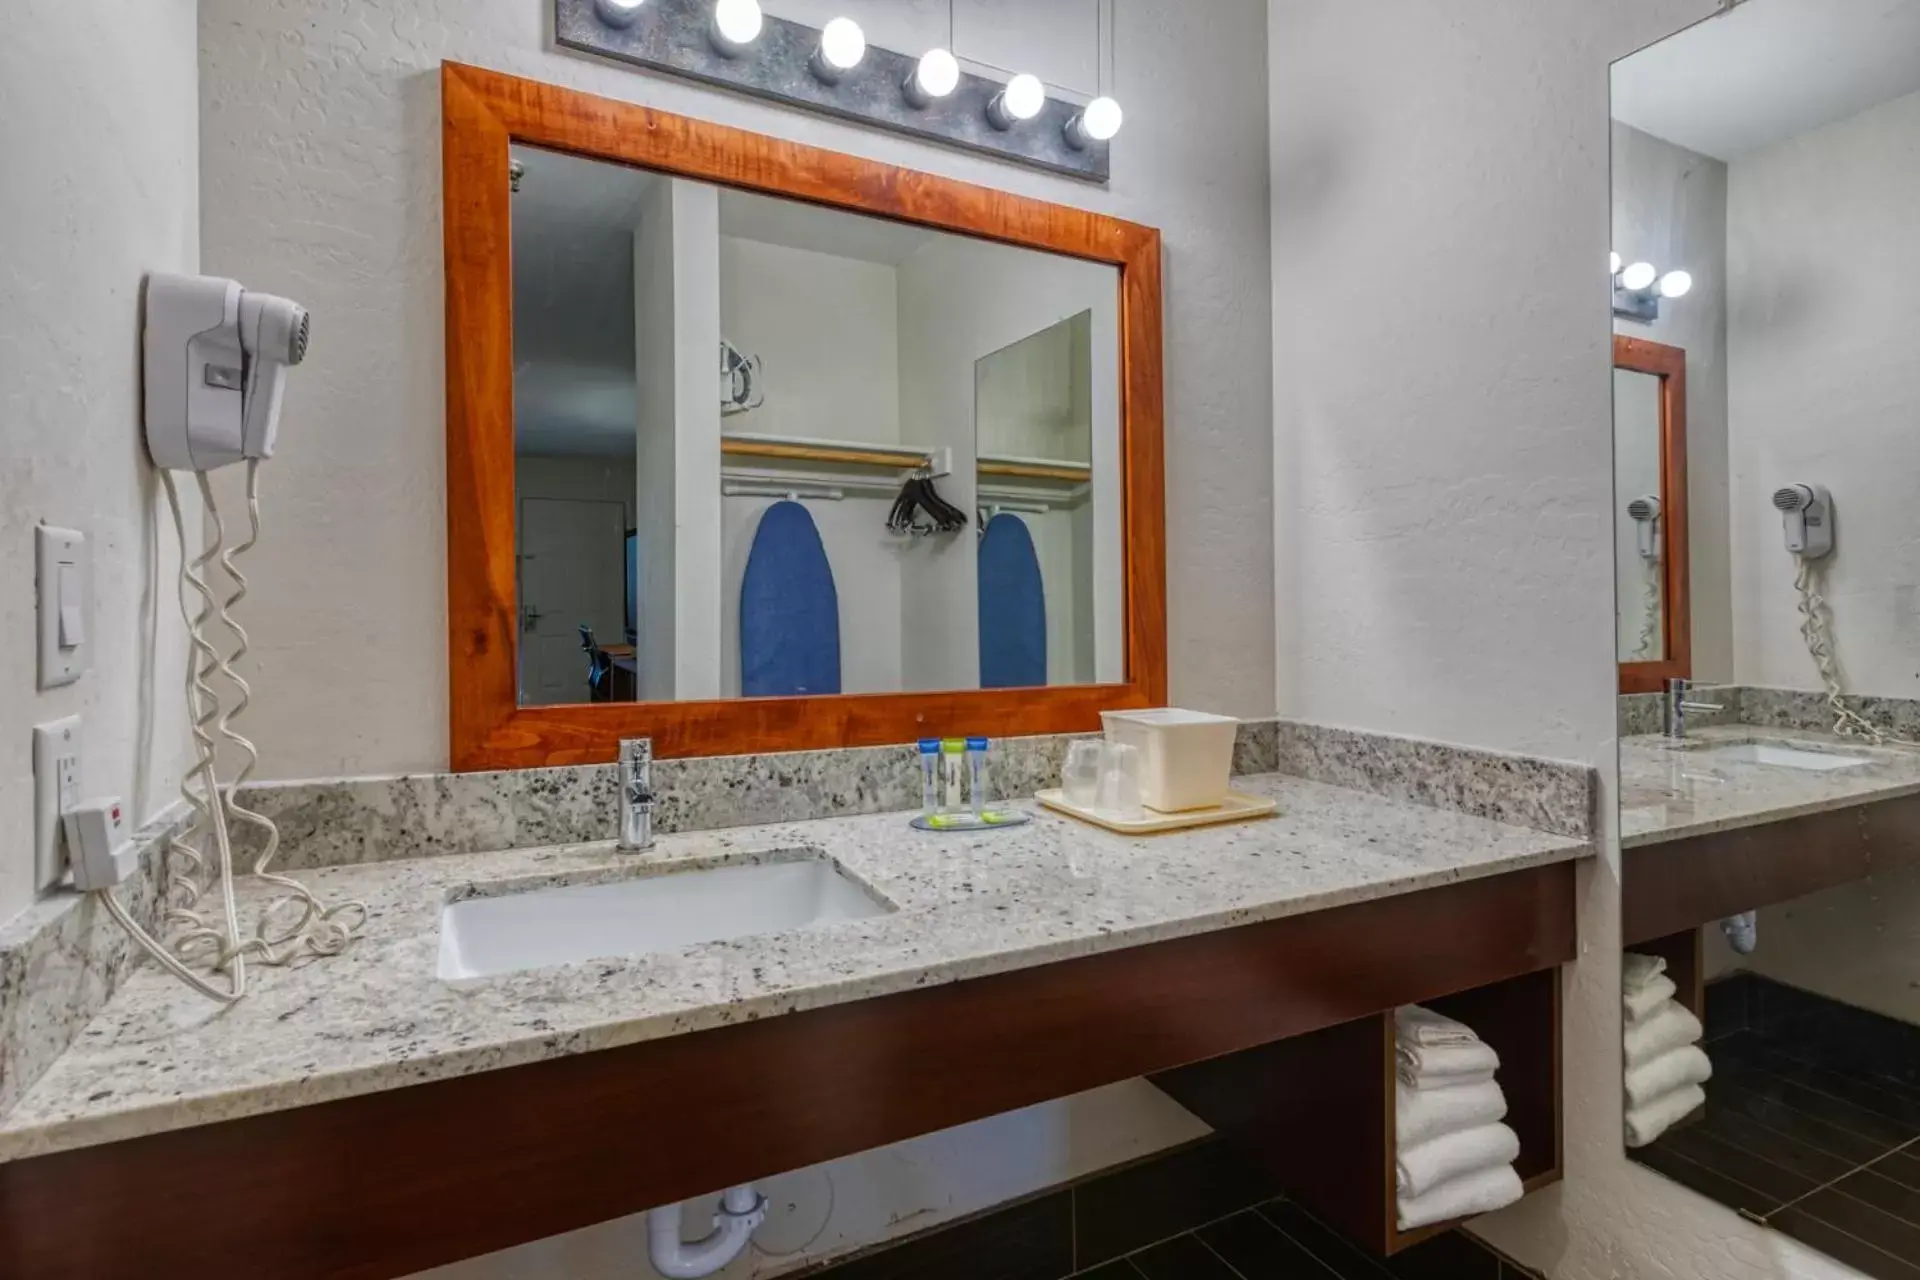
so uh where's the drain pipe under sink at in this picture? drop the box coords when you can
[648,1185,767,1278]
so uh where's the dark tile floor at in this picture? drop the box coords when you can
[1630,975,1920,1280]
[805,1136,1539,1280]
[1083,1198,1535,1279]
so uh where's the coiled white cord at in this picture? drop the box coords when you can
[1792,557,1912,746]
[100,467,366,1004]
[1632,560,1661,660]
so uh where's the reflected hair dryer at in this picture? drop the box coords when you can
[1773,483,1833,559]
[1627,495,1661,561]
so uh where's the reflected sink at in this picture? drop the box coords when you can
[438,856,895,980]
[1690,742,1873,772]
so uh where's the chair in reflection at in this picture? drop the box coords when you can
[579,625,614,703]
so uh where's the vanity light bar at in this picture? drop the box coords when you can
[554,0,1115,182]
[1611,253,1693,322]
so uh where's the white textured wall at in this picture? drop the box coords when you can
[1727,87,1920,700]
[197,0,1274,780]
[1271,3,1862,1278]
[1611,121,1732,682]
[719,237,902,446]
[0,0,200,924]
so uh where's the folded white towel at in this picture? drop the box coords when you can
[1396,1039,1501,1089]
[1396,1077,1510,1149]
[1396,1004,1481,1048]
[1626,1082,1706,1148]
[1624,1002,1703,1069]
[1625,1044,1713,1111]
[1623,973,1678,1025]
[1396,1162,1526,1231]
[1397,1122,1522,1199]
[1623,952,1668,992]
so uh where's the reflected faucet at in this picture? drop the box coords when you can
[618,737,655,852]
[1665,678,1724,740]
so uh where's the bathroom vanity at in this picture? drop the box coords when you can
[0,60,1592,1280]
[0,765,1586,1278]
[1621,720,1920,964]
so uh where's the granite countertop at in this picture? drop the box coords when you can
[1620,724,1920,848]
[0,771,1591,1164]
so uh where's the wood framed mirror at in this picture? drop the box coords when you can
[1613,335,1689,694]
[443,63,1165,770]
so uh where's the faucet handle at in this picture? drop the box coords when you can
[620,737,653,766]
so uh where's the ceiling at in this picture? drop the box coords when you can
[509,148,938,457]
[511,146,653,457]
[1611,0,1920,161]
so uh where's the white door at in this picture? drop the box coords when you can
[519,497,628,705]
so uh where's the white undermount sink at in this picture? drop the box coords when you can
[437,856,895,980]
[1691,742,1873,772]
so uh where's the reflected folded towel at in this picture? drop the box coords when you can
[1625,1045,1713,1110]
[1395,1162,1525,1231]
[1624,1002,1703,1069]
[1626,1082,1706,1148]
[1623,973,1678,1025]
[1397,1122,1522,1200]
[1396,1040,1501,1089]
[1396,1078,1510,1149]
[1396,1004,1481,1048]
[1623,952,1668,992]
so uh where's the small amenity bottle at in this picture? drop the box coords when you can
[941,738,967,813]
[917,738,941,818]
[967,737,991,817]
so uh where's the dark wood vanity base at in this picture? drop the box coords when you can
[1623,793,1920,946]
[0,862,1573,1280]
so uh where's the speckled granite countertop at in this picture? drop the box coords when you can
[0,771,1590,1164]
[1620,725,1920,849]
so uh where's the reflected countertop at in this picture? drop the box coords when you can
[1620,724,1920,849]
[0,772,1589,1165]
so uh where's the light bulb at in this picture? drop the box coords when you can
[809,16,865,81]
[593,0,646,26]
[1066,95,1123,148]
[1658,269,1693,299]
[988,73,1047,129]
[1609,251,1622,276]
[1620,261,1658,292]
[904,48,960,106]
[709,0,762,55]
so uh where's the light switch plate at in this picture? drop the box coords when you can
[36,524,89,689]
[33,716,83,891]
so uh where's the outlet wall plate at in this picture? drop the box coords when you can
[33,716,83,891]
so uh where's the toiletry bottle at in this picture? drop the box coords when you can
[967,737,991,818]
[941,738,966,813]
[917,739,941,818]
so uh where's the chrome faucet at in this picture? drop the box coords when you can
[617,737,655,851]
[1665,678,1724,740]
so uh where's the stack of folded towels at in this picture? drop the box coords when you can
[1623,952,1712,1147]
[1394,1005,1525,1231]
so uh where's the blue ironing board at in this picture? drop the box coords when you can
[978,513,1048,688]
[740,501,841,697]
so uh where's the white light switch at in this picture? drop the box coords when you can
[36,524,89,688]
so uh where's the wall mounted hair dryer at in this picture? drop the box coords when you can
[1627,495,1662,561]
[144,272,310,472]
[1773,482,1834,558]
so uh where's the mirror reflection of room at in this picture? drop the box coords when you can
[1611,2,1920,1274]
[509,146,1121,706]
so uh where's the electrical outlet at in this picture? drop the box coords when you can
[33,716,83,891]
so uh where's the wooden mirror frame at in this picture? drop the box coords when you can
[443,63,1166,770]
[1615,335,1690,694]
